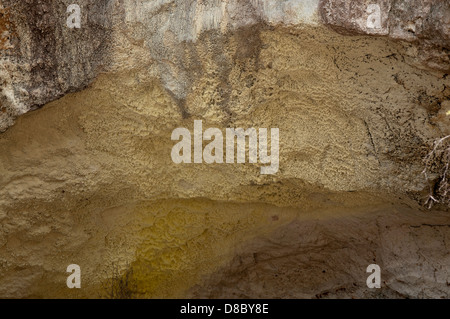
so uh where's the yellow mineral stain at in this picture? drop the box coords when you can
[0,26,446,298]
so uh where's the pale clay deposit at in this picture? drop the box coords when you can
[0,0,449,298]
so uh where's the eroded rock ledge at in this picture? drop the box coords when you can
[1,0,449,132]
[190,205,450,299]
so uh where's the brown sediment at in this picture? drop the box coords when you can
[0,25,448,298]
[0,5,12,50]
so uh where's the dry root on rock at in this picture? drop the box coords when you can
[423,135,450,208]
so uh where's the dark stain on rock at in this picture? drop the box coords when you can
[0,6,12,50]
[2,0,113,109]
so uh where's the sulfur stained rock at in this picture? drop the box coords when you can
[0,0,449,299]
[0,25,448,298]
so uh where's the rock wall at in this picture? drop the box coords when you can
[0,0,448,298]
[191,206,450,299]
[320,0,450,72]
[0,0,113,132]
[2,0,449,132]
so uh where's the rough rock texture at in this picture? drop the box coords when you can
[320,0,450,72]
[0,0,113,132]
[190,206,450,299]
[0,0,325,131]
[2,0,449,132]
[0,1,449,299]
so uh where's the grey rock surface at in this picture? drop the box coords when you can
[0,0,449,299]
[0,0,113,132]
[320,0,450,72]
